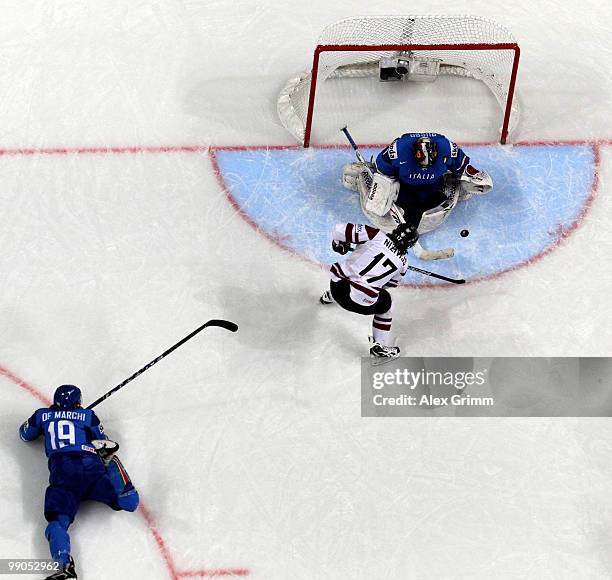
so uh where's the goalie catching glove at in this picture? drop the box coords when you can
[459,165,493,196]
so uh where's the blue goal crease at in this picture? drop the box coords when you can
[214,144,595,286]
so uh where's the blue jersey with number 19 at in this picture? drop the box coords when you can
[20,407,107,457]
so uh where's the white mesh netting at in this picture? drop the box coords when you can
[277,15,520,145]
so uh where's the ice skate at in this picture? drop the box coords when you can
[319,290,334,305]
[369,340,400,365]
[45,557,77,580]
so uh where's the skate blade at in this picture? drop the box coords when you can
[369,353,400,367]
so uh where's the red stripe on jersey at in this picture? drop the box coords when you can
[350,280,377,298]
[345,223,354,243]
[330,264,345,279]
[335,263,349,279]
[331,262,380,299]
[365,225,379,239]
[373,322,392,331]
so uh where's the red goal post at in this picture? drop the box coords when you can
[277,16,521,147]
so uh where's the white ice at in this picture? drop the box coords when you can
[0,1,611,579]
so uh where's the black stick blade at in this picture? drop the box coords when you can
[407,265,465,284]
[205,319,239,332]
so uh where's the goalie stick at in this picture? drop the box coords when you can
[340,126,455,261]
[341,125,370,167]
[87,319,238,409]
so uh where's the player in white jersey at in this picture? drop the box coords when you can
[320,222,419,359]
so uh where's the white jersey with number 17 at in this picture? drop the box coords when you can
[329,223,408,306]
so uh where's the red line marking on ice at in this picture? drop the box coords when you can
[0,138,609,158]
[138,502,180,580]
[0,367,250,579]
[0,366,51,405]
[0,145,207,157]
[179,570,250,577]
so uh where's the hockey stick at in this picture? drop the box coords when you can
[341,126,370,168]
[340,126,454,261]
[348,244,465,284]
[346,246,464,284]
[407,265,465,284]
[86,319,238,410]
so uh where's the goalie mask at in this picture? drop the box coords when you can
[388,223,419,253]
[413,137,438,167]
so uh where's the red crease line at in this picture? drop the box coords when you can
[179,570,251,577]
[210,140,604,290]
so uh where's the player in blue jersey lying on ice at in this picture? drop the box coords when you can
[20,384,139,580]
[342,132,493,260]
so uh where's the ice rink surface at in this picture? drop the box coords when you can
[0,1,611,579]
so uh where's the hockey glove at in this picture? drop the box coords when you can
[92,439,120,464]
[332,240,352,255]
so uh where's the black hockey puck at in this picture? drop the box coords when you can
[460,229,469,237]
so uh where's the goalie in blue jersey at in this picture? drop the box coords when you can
[20,385,139,580]
[343,132,493,259]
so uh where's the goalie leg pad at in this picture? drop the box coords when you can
[417,201,456,233]
[360,201,404,233]
[412,176,461,233]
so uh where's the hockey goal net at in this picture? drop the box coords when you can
[277,16,520,146]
